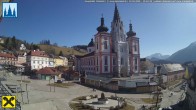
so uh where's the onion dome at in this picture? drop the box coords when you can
[97,16,108,32]
[88,38,94,47]
[127,22,136,37]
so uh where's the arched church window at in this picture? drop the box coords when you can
[104,41,107,49]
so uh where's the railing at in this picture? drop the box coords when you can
[0,81,21,110]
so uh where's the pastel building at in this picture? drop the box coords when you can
[27,50,49,70]
[76,4,140,77]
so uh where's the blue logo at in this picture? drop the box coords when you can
[2,3,17,18]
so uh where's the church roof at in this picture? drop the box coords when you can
[97,16,108,33]
[113,3,121,22]
[88,38,94,47]
[127,22,136,37]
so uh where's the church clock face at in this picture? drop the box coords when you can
[190,78,195,89]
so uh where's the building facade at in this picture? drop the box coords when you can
[76,4,140,77]
[54,56,68,67]
[160,64,185,83]
[17,52,27,65]
[27,50,49,70]
[0,52,17,65]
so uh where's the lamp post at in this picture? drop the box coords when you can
[99,80,102,89]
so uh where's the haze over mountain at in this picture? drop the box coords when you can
[168,41,196,63]
[146,53,170,61]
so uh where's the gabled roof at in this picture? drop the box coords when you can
[162,64,184,72]
[0,53,16,58]
[28,50,48,57]
[36,67,61,75]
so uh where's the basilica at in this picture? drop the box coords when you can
[75,4,140,77]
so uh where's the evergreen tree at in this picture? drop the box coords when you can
[11,36,16,49]
[4,38,9,48]
[59,50,63,56]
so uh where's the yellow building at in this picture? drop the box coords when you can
[54,56,68,67]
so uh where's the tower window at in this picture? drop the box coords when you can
[113,58,116,65]
[135,66,137,71]
[121,57,124,65]
[97,57,98,65]
[120,46,123,52]
[104,41,107,49]
[97,43,99,50]
[135,58,137,65]
[104,56,108,65]
[134,45,137,51]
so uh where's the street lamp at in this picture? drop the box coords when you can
[99,80,102,88]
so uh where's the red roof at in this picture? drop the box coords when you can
[28,50,48,57]
[0,53,16,58]
[36,67,61,75]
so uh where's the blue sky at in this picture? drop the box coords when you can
[0,0,196,57]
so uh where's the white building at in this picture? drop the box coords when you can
[27,50,49,70]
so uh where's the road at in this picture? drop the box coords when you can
[160,81,186,108]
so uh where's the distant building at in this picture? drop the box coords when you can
[36,67,62,80]
[0,52,17,65]
[27,50,49,70]
[17,52,27,65]
[76,4,140,77]
[85,74,157,93]
[54,56,67,67]
[140,58,155,74]
[0,38,4,44]
[160,64,185,82]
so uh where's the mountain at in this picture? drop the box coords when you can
[168,41,196,63]
[146,53,170,61]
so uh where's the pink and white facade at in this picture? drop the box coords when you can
[76,4,140,77]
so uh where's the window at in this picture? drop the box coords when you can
[97,57,98,65]
[113,58,116,65]
[135,58,137,65]
[121,57,124,65]
[120,46,123,52]
[135,66,137,71]
[134,45,137,51]
[104,41,107,49]
[104,66,108,72]
[97,43,98,50]
[89,49,91,52]
[96,67,98,72]
[33,61,35,64]
[104,56,108,65]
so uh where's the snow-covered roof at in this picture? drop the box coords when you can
[162,64,184,72]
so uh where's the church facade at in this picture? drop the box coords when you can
[76,4,140,77]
